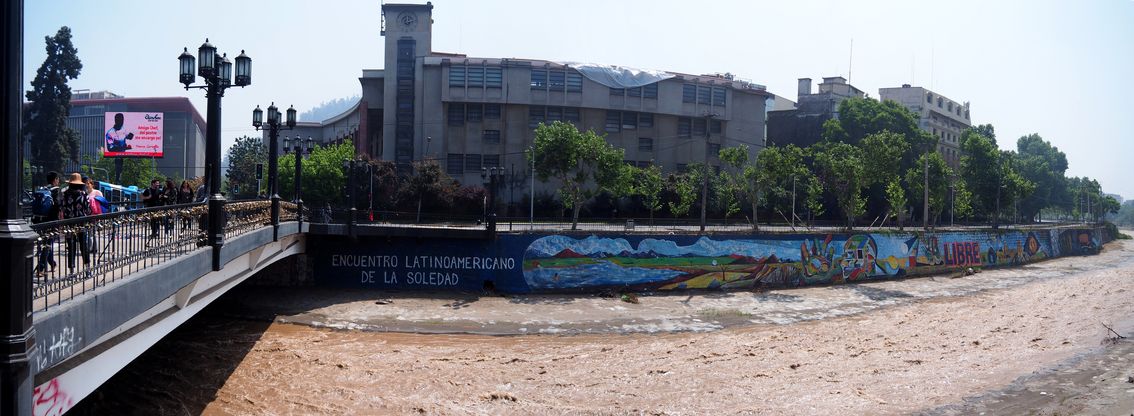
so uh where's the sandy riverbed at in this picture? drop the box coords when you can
[76,239,1134,415]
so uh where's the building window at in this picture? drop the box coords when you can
[693,118,707,136]
[643,83,658,99]
[965,110,970,119]
[697,86,711,105]
[485,103,501,119]
[446,153,463,174]
[549,70,566,91]
[710,120,722,134]
[467,66,484,87]
[566,72,583,92]
[937,97,943,108]
[483,154,500,168]
[610,87,624,96]
[927,93,933,103]
[564,107,581,123]
[449,65,466,87]
[678,118,691,138]
[467,104,483,122]
[638,137,653,152]
[712,87,726,106]
[486,66,502,88]
[529,106,545,128]
[448,103,465,126]
[622,111,638,130]
[947,102,953,111]
[639,113,654,128]
[547,107,563,123]
[628,87,641,97]
[707,143,721,158]
[682,84,696,103]
[605,111,621,132]
[465,154,482,172]
[480,130,498,146]
[530,69,547,89]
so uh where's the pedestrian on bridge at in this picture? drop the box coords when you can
[32,171,61,277]
[61,173,93,273]
[142,179,163,242]
[177,180,194,230]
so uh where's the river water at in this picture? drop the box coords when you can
[69,239,1134,415]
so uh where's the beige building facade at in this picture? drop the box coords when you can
[344,3,773,190]
[878,84,971,169]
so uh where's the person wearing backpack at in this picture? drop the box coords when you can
[61,173,93,273]
[32,171,61,277]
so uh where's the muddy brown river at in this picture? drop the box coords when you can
[71,239,1134,415]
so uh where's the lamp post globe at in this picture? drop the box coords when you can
[197,38,216,78]
[178,47,196,86]
[252,105,263,129]
[234,50,251,87]
[286,105,297,128]
[218,53,232,87]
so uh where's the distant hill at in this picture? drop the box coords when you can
[300,95,360,122]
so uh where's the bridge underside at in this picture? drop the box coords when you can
[30,224,305,414]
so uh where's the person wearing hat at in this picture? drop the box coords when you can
[61,173,93,273]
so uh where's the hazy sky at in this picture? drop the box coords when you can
[23,0,1134,199]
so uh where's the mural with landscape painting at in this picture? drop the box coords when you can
[521,231,1059,291]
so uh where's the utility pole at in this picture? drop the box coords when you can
[922,152,929,229]
[791,175,796,229]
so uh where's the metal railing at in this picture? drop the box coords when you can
[29,203,207,312]
[27,199,280,313]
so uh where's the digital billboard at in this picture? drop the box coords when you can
[103,112,163,157]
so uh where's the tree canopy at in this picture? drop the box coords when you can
[25,26,82,174]
[225,135,266,199]
[529,121,625,229]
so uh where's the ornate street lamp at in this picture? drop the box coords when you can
[178,38,250,270]
[284,136,315,229]
[253,102,297,241]
[481,166,505,234]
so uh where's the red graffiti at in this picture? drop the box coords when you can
[943,242,982,267]
[33,379,73,416]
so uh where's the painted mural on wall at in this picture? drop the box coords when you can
[521,231,1056,291]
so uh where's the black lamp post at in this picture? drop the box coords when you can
[481,166,505,233]
[284,136,314,230]
[2,1,38,414]
[253,103,296,241]
[178,39,251,271]
[343,159,359,233]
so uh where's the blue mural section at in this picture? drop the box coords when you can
[310,227,1109,293]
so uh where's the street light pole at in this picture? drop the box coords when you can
[1,0,39,413]
[529,146,535,230]
[178,40,251,271]
[253,103,296,241]
[285,137,313,230]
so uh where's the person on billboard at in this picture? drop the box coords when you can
[105,113,135,153]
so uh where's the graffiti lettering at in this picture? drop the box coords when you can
[33,379,73,416]
[944,242,982,267]
[34,326,82,373]
[403,255,515,270]
[332,254,398,268]
[406,271,460,286]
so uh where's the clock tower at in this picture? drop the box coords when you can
[380,2,433,172]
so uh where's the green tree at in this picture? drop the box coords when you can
[396,160,457,220]
[811,141,868,228]
[632,164,664,224]
[1014,134,1068,222]
[822,98,931,151]
[1114,200,1134,227]
[278,140,354,207]
[883,176,907,228]
[666,172,697,219]
[25,26,83,174]
[528,121,625,230]
[750,144,821,228]
[960,129,1001,219]
[224,135,266,199]
[905,152,952,226]
[717,145,751,220]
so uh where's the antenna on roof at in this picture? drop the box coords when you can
[847,38,854,82]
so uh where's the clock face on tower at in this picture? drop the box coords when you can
[398,13,417,29]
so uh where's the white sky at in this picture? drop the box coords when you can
[23,0,1134,200]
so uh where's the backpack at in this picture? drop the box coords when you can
[61,188,92,219]
[32,188,54,217]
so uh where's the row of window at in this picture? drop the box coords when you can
[449,65,504,88]
[676,117,722,138]
[530,69,583,92]
[926,92,969,119]
[446,153,503,174]
[604,111,655,132]
[682,84,727,106]
[448,103,502,125]
[610,84,659,99]
[529,106,581,128]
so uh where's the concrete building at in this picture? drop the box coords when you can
[878,84,971,169]
[289,2,773,193]
[26,92,207,181]
[766,76,865,148]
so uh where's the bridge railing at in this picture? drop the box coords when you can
[29,202,207,312]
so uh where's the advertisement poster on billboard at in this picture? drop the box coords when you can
[103,112,164,157]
